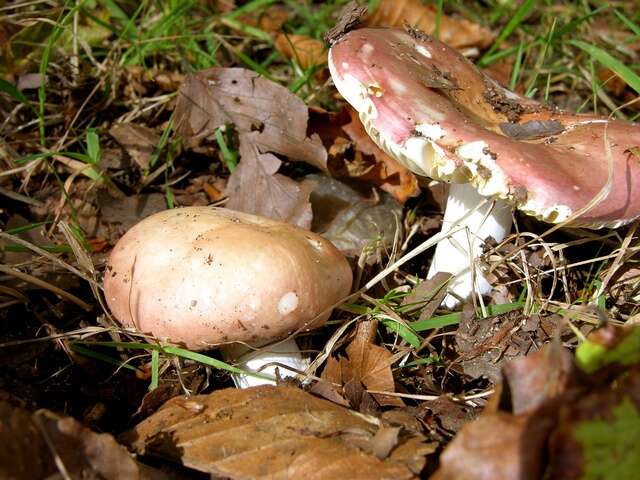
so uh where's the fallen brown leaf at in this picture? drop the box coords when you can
[330,107,420,203]
[0,401,141,479]
[500,338,579,415]
[419,396,479,437]
[239,5,290,33]
[366,0,495,50]
[433,410,554,480]
[434,341,577,480]
[174,67,327,171]
[226,132,314,228]
[122,385,430,479]
[322,321,404,408]
[401,272,453,321]
[434,325,640,480]
[307,106,352,149]
[308,173,402,258]
[109,123,160,170]
[274,33,327,70]
[97,191,166,243]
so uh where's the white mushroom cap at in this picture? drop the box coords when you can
[104,207,352,350]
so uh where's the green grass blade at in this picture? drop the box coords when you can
[149,115,173,168]
[214,127,238,172]
[551,6,607,42]
[39,2,77,145]
[86,129,100,165]
[150,349,160,390]
[570,40,640,95]
[614,9,640,37]
[4,221,51,235]
[380,318,422,348]
[70,343,140,372]
[223,0,278,20]
[411,302,525,332]
[479,0,536,66]
[162,346,273,381]
[75,341,273,381]
[401,355,441,368]
[0,78,30,105]
[220,17,272,42]
[509,41,525,91]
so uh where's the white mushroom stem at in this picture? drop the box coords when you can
[221,339,309,388]
[427,183,513,308]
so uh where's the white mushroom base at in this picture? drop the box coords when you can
[427,183,513,308]
[222,339,309,388]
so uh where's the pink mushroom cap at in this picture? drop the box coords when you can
[328,27,640,228]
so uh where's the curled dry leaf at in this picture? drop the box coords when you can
[274,33,326,70]
[336,107,420,203]
[434,341,576,480]
[0,402,140,480]
[322,321,404,408]
[308,173,402,258]
[174,67,326,171]
[366,0,495,50]
[97,191,166,243]
[109,123,160,170]
[226,132,314,228]
[122,385,430,479]
[435,326,640,480]
[500,338,581,415]
[239,5,290,33]
[434,411,554,480]
[401,272,453,322]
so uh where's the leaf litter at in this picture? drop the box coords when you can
[174,67,327,170]
[122,385,433,479]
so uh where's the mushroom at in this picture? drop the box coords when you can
[328,27,640,305]
[104,207,352,386]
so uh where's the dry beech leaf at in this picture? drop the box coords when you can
[174,67,327,171]
[275,33,327,70]
[109,123,159,170]
[97,191,166,243]
[331,107,420,203]
[226,132,314,228]
[366,0,495,50]
[322,321,404,408]
[0,402,140,480]
[214,0,236,14]
[308,173,402,258]
[239,5,291,33]
[434,341,578,480]
[500,338,579,415]
[400,272,453,321]
[308,106,352,149]
[122,385,429,479]
[433,410,554,480]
